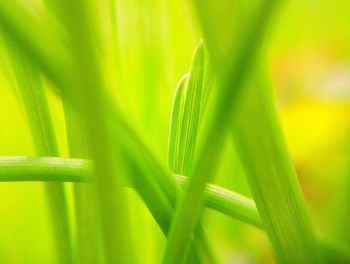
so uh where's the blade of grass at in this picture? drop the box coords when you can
[0,156,260,228]
[63,102,101,264]
[231,71,323,263]
[170,43,204,177]
[41,0,102,261]
[167,43,218,264]
[177,43,205,177]
[168,73,203,264]
[168,73,189,173]
[175,175,261,228]
[52,0,134,262]
[6,48,73,263]
[114,109,208,264]
[0,156,91,182]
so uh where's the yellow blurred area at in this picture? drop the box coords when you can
[281,100,349,167]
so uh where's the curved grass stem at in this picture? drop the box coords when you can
[6,49,72,263]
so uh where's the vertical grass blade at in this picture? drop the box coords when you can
[163,43,211,263]
[168,73,189,173]
[52,0,134,262]
[40,1,101,261]
[63,101,101,264]
[167,43,218,264]
[177,43,205,177]
[6,48,72,263]
[168,43,205,177]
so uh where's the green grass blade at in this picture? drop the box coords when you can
[41,0,101,260]
[168,73,189,173]
[53,1,134,262]
[0,156,91,182]
[192,0,322,261]
[175,175,262,228]
[112,108,205,263]
[167,43,218,264]
[232,73,323,263]
[6,49,73,263]
[7,51,59,155]
[0,156,260,227]
[63,101,101,264]
[177,43,205,177]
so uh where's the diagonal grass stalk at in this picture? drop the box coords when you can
[6,48,73,263]
[185,1,322,263]
[231,68,323,263]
